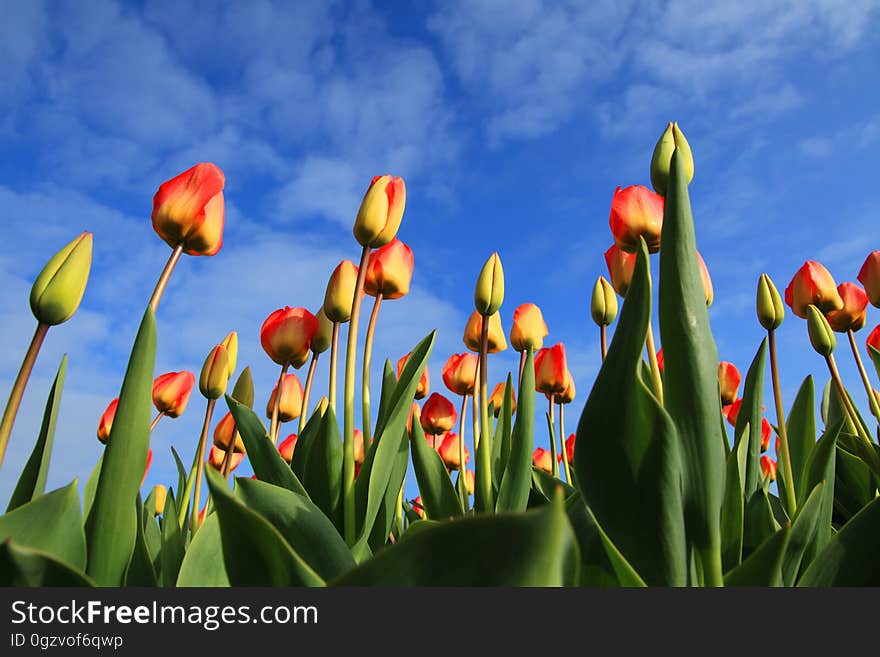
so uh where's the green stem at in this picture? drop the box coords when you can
[768,330,797,515]
[699,545,724,587]
[559,402,572,484]
[548,397,558,478]
[298,352,319,434]
[517,350,526,392]
[148,243,184,313]
[184,397,216,533]
[329,322,340,412]
[645,322,664,405]
[848,329,880,435]
[150,412,164,432]
[268,364,288,445]
[600,324,607,362]
[458,394,468,509]
[826,354,874,448]
[471,382,480,449]
[362,293,383,446]
[476,314,494,511]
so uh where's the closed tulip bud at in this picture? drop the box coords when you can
[532,447,553,474]
[364,238,414,299]
[353,175,406,248]
[438,432,469,471]
[151,162,225,256]
[463,310,507,353]
[858,252,880,307]
[220,331,238,379]
[564,433,576,466]
[510,303,548,352]
[535,343,568,395]
[278,434,297,463]
[650,122,694,196]
[412,496,426,519]
[785,261,844,319]
[697,252,714,307]
[717,362,741,406]
[488,382,515,416]
[231,366,254,408]
[590,276,618,327]
[761,418,772,452]
[867,325,880,357]
[806,304,836,356]
[609,185,665,254]
[407,402,421,434]
[397,352,430,399]
[757,273,785,330]
[266,373,304,423]
[420,392,457,435]
[152,371,195,418]
[213,412,245,452]
[463,469,475,495]
[760,455,777,482]
[311,307,333,354]
[826,282,868,332]
[199,344,229,399]
[442,353,478,396]
[260,306,318,368]
[30,232,93,326]
[152,485,167,516]
[97,398,118,444]
[323,260,359,323]
[604,245,636,297]
[208,445,243,472]
[474,252,505,315]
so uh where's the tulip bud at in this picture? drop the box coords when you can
[650,122,694,196]
[806,304,836,356]
[785,261,844,319]
[474,252,505,316]
[510,303,548,352]
[412,496,426,519]
[760,455,777,483]
[761,418,772,452]
[151,162,225,256]
[858,251,880,307]
[231,366,254,408]
[535,343,568,395]
[420,393,457,436]
[353,429,367,466]
[609,185,665,253]
[397,352,430,400]
[323,260,359,323]
[353,175,406,248]
[462,469,475,496]
[208,445,243,472]
[152,485,167,516]
[697,251,713,307]
[590,276,618,327]
[441,353,478,397]
[213,412,245,452]
[199,344,229,399]
[826,282,868,333]
[278,434,297,463]
[532,447,553,474]
[488,382,515,417]
[311,307,333,355]
[717,362,741,406]
[220,331,238,379]
[152,371,195,418]
[438,432,469,471]
[260,306,319,368]
[364,238,414,299]
[266,373,304,423]
[30,232,93,326]
[463,311,507,353]
[604,245,636,297]
[564,433,576,466]
[97,398,118,444]
[757,273,785,330]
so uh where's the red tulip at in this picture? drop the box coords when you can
[97,398,118,444]
[784,261,844,319]
[858,251,880,307]
[398,352,430,400]
[266,373,304,422]
[364,238,414,299]
[323,260,359,323]
[260,307,319,368]
[420,393,457,436]
[867,324,880,357]
[604,245,637,297]
[609,185,665,254]
[151,162,225,256]
[535,343,568,395]
[826,282,868,332]
[656,348,664,374]
[278,434,297,463]
[438,432,469,471]
[213,412,245,452]
[761,418,772,452]
[717,362,741,406]
[354,429,367,466]
[564,433,576,466]
[532,447,553,474]
[152,371,195,418]
[760,455,777,482]
[463,311,507,353]
[509,303,549,352]
[548,370,575,405]
[442,353,478,397]
[407,402,421,434]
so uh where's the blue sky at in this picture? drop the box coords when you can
[1,0,879,505]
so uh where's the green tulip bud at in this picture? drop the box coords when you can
[311,307,333,354]
[231,366,254,408]
[474,252,504,315]
[590,276,618,327]
[220,331,238,379]
[806,304,835,356]
[199,344,229,399]
[650,122,694,196]
[29,232,93,326]
[756,273,785,331]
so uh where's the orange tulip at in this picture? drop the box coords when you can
[604,245,636,297]
[760,455,777,482]
[784,261,844,319]
[353,175,406,248]
[609,185,665,254]
[397,352,430,400]
[826,282,868,332]
[510,303,548,352]
[323,260,359,323]
[213,412,245,452]
[97,398,118,444]
[420,393,457,436]
[438,432,469,471]
[532,447,553,474]
[548,370,575,405]
[266,373,304,423]
[151,162,225,256]
[442,353,478,396]
[867,324,880,356]
[697,252,714,307]
[208,445,244,472]
[260,306,319,368]
[412,496,426,519]
[364,238,414,299]
[535,343,568,395]
[724,397,766,428]
[858,251,880,307]
[152,371,195,418]
[717,362,741,406]
[761,418,772,452]
[354,429,367,466]
[463,310,507,353]
[407,402,421,434]
[278,434,298,463]
[488,382,515,416]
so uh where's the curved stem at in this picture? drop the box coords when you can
[269,364,288,445]
[0,322,49,469]
[150,412,164,433]
[645,323,664,406]
[848,329,880,432]
[826,354,874,448]
[148,244,184,313]
[548,396,558,478]
[298,352,319,434]
[768,330,797,514]
[559,402,572,484]
[187,398,216,533]
[476,315,494,511]
[329,322,340,412]
[362,293,383,445]
[458,394,468,508]
[600,325,608,362]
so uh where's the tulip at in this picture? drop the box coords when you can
[532,447,553,474]
[535,344,568,395]
[760,455,777,483]
[462,469,475,496]
[867,324,880,357]
[609,185,665,254]
[724,398,767,428]
[412,496,426,519]
[220,331,238,379]
[717,362,741,406]
[260,307,319,368]
[438,432,469,471]
[591,275,618,327]
[785,261,844,319]
[826,282,868,333]
[442,353,478,397]
[311,308,333,355]
[364,238,414,299]
[488,382,515,417]
[152,485,167,516]
[152,162,225,257]
[353,175,406,248]
[324,260,359,323]
[807,305,836,357]
[510,303,548,353]
[266,373,304,423]
[407,402,421,434]
[398,352,430,400]
[30,231,93,326]
[463,311,507,353]
[142,448,153,488]
[697,252,714,307]
[198,345,229,400]
[208,445,243,472]
[656,348,664,374]
[757,273,785,331]
[858,251,880,307]
[420,393,457,439]
[213,412,245,452]
[152,371,195,419]
[604,245,637,297]
[761,418,772,453]
[650,121,694,196]
[550,370,576,405]
[564,433,576,466]
[97,398,118,444]
[278,434,297,464]
[474,253,505,316]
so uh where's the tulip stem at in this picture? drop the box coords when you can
[362,293,383,446]
[329,322,340,413]
[768,330,797,515]
[476,314,494,511]
[150,412,164,433]
[458,394,469,510]
[183,398,216,533]
[299,353,319,434]
[148,243,184,313]
[518,351,526,391]
[548,397,558,478]
[559,402,571,484]
[220,440,236,480]
[0,322,49,470]
[699,545,724,588]
[847,329,880,433]
[269,364,288,445]
[343,245,371,545]
[645,322,664,405]
[472,377,480,449]
[600,325,608,362]
[826,354,875,449]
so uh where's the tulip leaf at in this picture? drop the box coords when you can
[234,477,355,580]
[303,406,343,531]
[410,418,462,520]
[333,492,579,586]
[0,541,94,587]
[176,512,229,586]
[171,445,187,501]
[797,420,840,567]
[371,331,434,441]
[375,359,397,436]
[6,355,66,512]
[575,239,687,586]
[124,494,157,586]
[85,308,156,586]
[493,375,514,480]
[781,483,825,586]
[743,488,780,559]
[724,527,789,587]
[0,480,85,570]
[833,430,873,525]
[786,376,816,494]
[81,455,102,522]
[159,488,185,587]
[720,434,746,572]
[367,441,409,551]
[205,468,324,586]
[496,348,535,513]
[734,340,767,499]
[290,408,322,483]
[582,501,647,587]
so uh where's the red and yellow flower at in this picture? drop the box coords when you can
[438,432,469,471]
[509,303,548,352]
[535,343,568,395]
[260,307,319,368]
[825,282,868,332]
[398,352,430,399]
[353,175,406,248]
[609,185,665,254]
[604,245,637,297]
[784,261,844,318]
[420,393,457,436]
[152,371,195,418]
[717,362,741,406]
[364,238,414,299]
[442,353,478,397]
[266,373,304,423]
[151,162,225,256]
[463,311,507,353]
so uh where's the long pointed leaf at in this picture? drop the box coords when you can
[496,349,535,513]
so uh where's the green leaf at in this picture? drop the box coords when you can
[409,418,462,520]
[797,420,840,566]
[170,445,187,501]
[375,359,397,436]
[84,307,156,586]
[124,494,157,586]
[720,435,746,572]
[491,376,514,489]
[372,332,434,442]
[583,502,647,587]
[0,541,94,587]
[6,355,67,511]
[0,480,85,570]
[303,406,343,531]
[81,455,102,521]
[496,349,535,513]
[733,340,768,498]
[367,440,409,551]
[159,488,185,587]
[205,468,324,586]
[786,376,816,494]
[781,483,825,586]
[575,239,686,586]
[176,512,229,586]
[833,435,873,525]
[724,527,789,587]
[289,408,322,483]
[743,489,780,558]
